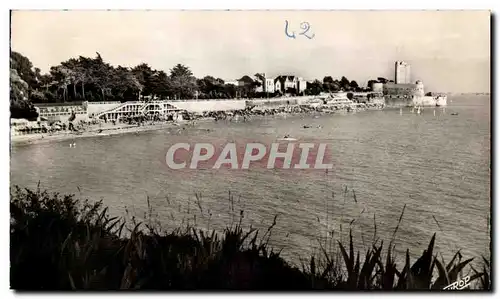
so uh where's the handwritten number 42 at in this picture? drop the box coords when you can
[285,20,315,39]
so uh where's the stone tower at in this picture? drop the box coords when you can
[395,61,411,84]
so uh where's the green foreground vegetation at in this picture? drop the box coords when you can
[10,186,491,291]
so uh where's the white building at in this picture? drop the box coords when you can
[395,61,411,84]
[265,78,275,93]
[297,77,307,93]
[253,73,276,93]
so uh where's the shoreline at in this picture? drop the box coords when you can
[10,122,185,147]
[10,107,386,147]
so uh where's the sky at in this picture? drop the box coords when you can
[11,10,490,93]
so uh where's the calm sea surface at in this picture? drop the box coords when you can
[10,95,491,266]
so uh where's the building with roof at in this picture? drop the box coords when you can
[380,60,446,107]
[251,73,276,94]
[297,77,308,94]
[275,75,298,93]
[34,102,88,122]
[265,78,275,93]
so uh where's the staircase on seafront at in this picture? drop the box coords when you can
[94,101,184,120]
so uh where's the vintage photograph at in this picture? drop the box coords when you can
[9,10,491,290]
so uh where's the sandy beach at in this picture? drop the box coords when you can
[10,106,381,147]
[10,113,263,147]
[10,122,186,146]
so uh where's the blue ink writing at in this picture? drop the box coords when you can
[299,22,315,39]
[284,20,296,39]
[285,21,315,40]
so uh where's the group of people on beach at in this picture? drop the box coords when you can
[15,100,377,142]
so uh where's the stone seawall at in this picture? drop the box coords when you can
[247,96,316,107]
[169,97,319,112]
[166,100,246,112]
[87,102,122,116]
[413,96,448,107]
[384,96,448,108]
[384,97,413,108]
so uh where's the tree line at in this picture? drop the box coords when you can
[10,51,380,119]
